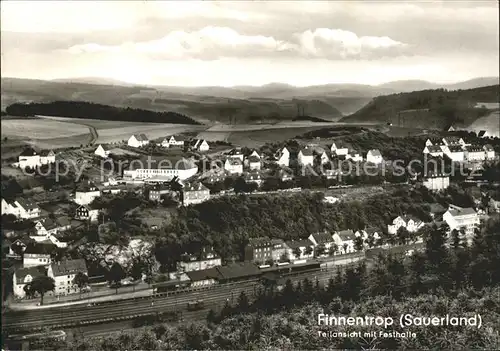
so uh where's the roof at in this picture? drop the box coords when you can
[335,229,355,241]
[483,144,494,151]
[466,145,484,152]
[15,266,46,284]
[15,198,39,211]
[247,236,272,248]
[368,149,382,157]
[478,130,487,137]
[133,133,148,141]
[286,239,313,249]
[426,145,443,153]
[447,145,464,153]
[300,149,314,156]
[248,156,261,163]
[364,227,379,235]
[168,135,185,141]
[446,207,477,217]
[186,267,223,282]
[443,137,461,144]
[183,182,209,192]
[216,262,261,280]
[19,148,38,157]
[128,157,197,171]
[76,180,99,192]
[39,150,54,157]
[49,259,87,277]
[402,215,422,224]
[24,242,57,255]
[310,232,334,244]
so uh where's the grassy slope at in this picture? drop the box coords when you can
[341,85,500,129]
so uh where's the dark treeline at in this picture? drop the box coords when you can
[62,219,500,350]
[5,101,201,125]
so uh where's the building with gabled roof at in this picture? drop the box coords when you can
[1,197,41,219]
[387,215,425,234]
[181,182,210,206]
[75,180,101,205]
[224,158,243,175]
[331,142,349,156]
[443,205,479,236]
[332,230,356,254]
[94,144,110,158]
[247,155,261,171]
[366,149,383,164]
[298,148,314,166]
[13,265,47,298]
[308,232,335,253]
[48,259,88,296]
[274,147,290,167]
[128,133,149,148]
[75,204,100,222]
[23,241,57,268]
[423,145,444,158]
[285,239,315,261]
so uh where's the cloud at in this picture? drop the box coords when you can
[66,27,409,60]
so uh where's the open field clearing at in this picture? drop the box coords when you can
[1,118,90,139]
[466,111,500,138]
[37,115,157,129]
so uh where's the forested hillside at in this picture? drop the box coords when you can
[341,85,500,128]
[4,101,202,125]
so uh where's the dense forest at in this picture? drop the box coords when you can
[58,219,500,350]
[4,101,201,125]
[342,85,499,128]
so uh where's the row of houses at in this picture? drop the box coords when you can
[17,148,56,169]
[126,134,209,152]
[423,137,495,162]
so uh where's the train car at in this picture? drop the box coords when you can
[152,280,190,294]
[187,300,204,311]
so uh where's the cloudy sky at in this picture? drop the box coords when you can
[1,1,498,87]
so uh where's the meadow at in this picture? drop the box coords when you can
[1,118,89,139]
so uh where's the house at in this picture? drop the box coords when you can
[190,139,209,152]
[442,137,466,147]
[244,237,286,263]
[224,158,243,175]
[23,241,56,268]
[387,215,425,234]
[181,182,210,206]
[94,144,110,158]
[1,198,41,219]
[75,181,101,205]
[148,184,176,202]
[423,173,450,191]
[465,145,486,162]
[249,150,261,159]
[275,147,290,167]
[423,145,444,158]
[47,259,88,296]
[355,227,381,242]
[177,248,222,274]
[9,238,31,258]
[345,151,363,162]
[477,130,489,138]
[366,149,383,164]
[123,157,198,180]
[34,217,71,237]
[279,168,294,182]
[443,205,479,236]
[40,150,56,164]
[318,151,330,165]
[442,145,465,162]
[285,240,315,261]
[13,266,47,298]
[331,142,349,156]
[247,155,261,171]
[127,134,149,148]
[186,267,222,287]
[245,171,263,186]
[75,204,100,222]
[161,135,185,148]
[18,148,41,169]
[308,232,335,253]
[332,230,356,254]
[483,144,495,160]
[227,148,244,162]
[298,148,314,166]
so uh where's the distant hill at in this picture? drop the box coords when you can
[4,101,202,125]
[341,85,500,129]
[378,77,499,93]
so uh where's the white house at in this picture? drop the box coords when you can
[94,145,110,158]
[465,145,486,162]
[276,147,290,167]
[285,240,315,261]
[425,138,443,147]
[387,215,425,235]
[161,135,185,148]
[346,151,363,162]
[40,150,56,165]
[355,227,381,242]
[192,139,209,152]
[177,248,222,273]
[298,148,314,166]
[423,145,444,158]
[227,149,244,162]
[34,217,71,237]
[75,204,100,222]
[48,259,88,296]
[331,142,349,156]
[224,158,243,175]
[18,148,40,169]
[247,155,261,171]
[250,150,261,159]
[1,198,41,219]
[123,157,198,181]
[332,230,356,254]
[483,144,495,160]
[22,242,56,268]
[182,182,211,206]
[423,174,450,191]
[13,266,47,298]
[442,145,465,162]
[128,134,149,148]
[75,181,101,205]
[308,232,335,255]
[319,151,330,165]
[366,149,383,164]
[443,205,479,236]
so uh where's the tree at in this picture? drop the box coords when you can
[108,262,126,294]
[29,276,55,305]
[304,246,313,257]
[234,177,248,194]
[292,247,302,259]
[314,244,326,257]
[354,236,364,251]
[237,291,250,312]
[73,272,89,298]
[396,227,410,245]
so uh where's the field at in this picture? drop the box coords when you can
[466,111,500,138]
[1,118,90,139]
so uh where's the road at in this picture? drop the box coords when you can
[2,263,356,333]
